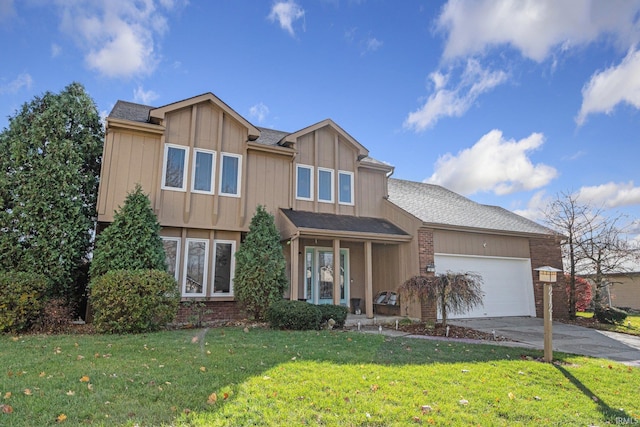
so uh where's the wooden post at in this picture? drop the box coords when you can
[543,282,553,362]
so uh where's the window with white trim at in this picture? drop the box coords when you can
[219,153,242,197]
[183,238,208,297]
[213,240,235,294]
[162,144,189,191]
[317,167,334,203]
[192,149,215,194]
[296,164,314,200]
[161,237,181,281]
[338,171,354,205]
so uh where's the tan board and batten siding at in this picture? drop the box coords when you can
[434,230,530,259]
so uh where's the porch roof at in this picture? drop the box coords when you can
[280,209,411,243]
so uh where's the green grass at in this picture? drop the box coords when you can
[0,328,638,426]
[576,311,640,336]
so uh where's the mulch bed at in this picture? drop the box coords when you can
[397,322,512,341]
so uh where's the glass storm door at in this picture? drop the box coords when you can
[305,247,349,305]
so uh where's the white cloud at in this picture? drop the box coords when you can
[51,43,62,58]
[425,129,558,195]
[576,181,640,208]
[363,36,383,54]
[268,1,305,37]
[249,102,270,124]
[133,86,159,105]
[404,59,507,131]
[0,73,33,94]
[512,190,550,222]
[57,0,180,78]
[576,48,640,125]
[437,0,640,62]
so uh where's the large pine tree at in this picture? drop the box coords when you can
[0,82,103,302]
[90,184,167,278]
[234,205,288,320]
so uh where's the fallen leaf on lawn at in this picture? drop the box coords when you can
[459,399,469,405]
[421,405,432,413]
[56,413,67,423]
[206,350,211,355]
[461,369,469,373]
[207,393,217,405]
[370,384,378,392]
[534,396,542,401]
[508,392,515,400]
[76,355,84,360]
[87,384,93,391]
[4,392,11,399]
[66,390,75,396]
[263,376,271,380]
[243,327,249,333]
[79,376,90,383]
[1,404,13,414]
[23,389,32,396]
[39,371,46,377]
[291,356,296,361]
[592,396,599,402]
[191,336,199,343]
[223,392,229,400]
[199,366,206,372]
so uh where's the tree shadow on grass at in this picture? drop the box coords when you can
[554,363,630,422]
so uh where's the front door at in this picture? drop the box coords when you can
[305,247,349,305]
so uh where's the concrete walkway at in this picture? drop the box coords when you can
[449,317,640,366]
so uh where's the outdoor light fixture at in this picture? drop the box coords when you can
[426,263,436,273]
[534,266,563,363]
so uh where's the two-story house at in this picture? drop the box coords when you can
[97,92,568,323]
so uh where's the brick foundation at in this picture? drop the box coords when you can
[174,300,246,326]
[529,236,568,320]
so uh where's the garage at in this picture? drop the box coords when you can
[434,254,536,319]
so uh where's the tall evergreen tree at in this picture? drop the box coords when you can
[0,82,103,302]
[90,184,167,278]
[234,205,288,320]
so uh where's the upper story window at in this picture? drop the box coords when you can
[317,168,334,203]
[296,164,314,201]
[220,152,242,197]
[338,171,354,205]
[192,149,215,194]
[162,144,189,191]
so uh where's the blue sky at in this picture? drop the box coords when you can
[1,0,639,242]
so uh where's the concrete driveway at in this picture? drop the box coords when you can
[449,317,640,366]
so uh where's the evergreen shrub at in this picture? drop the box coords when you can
[266,300,322,330]
[0,271,47,333]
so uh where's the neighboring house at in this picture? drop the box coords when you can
[589,272,640,311]
[97,92,568,323]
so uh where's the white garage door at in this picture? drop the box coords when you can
[434,254,536,319]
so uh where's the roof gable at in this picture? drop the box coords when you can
[282,119,369,159]
[149,92,260,140]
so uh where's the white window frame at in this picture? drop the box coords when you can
[161,237,181,282]
[182,238,209,297]
[338,170,354,205]
[317,167,335,203]
[219,152,242,197]
[295,164,314,201]
[161,143,189,192]
[191,148,216,194]
[212,239,236,295]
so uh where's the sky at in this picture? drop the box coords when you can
[1,0,639,244]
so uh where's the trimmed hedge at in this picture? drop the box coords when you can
[266,300,322,330]
[317,304,349,328]
[89,269,180,334]
[594,305,628,325]
[0,271,48,333]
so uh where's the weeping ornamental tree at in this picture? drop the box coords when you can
[234,205,288,321]
[400,272,484,327]
[90,184,167,278]
[0,82,103,303]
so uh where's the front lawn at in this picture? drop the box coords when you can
[576,311,640,337]
[1,328,638,426]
